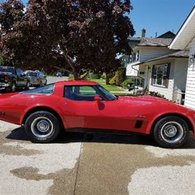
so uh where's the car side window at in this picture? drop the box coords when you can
[22,84,54,94]
[64,86,98,101]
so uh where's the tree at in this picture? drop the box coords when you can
[0,0,135,79]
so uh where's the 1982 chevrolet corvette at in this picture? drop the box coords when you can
[0,80,195,148]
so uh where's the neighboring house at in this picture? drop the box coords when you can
[169,6,195,109]
[122,37,141,76]
[126,32,189,104]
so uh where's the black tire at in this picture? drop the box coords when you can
[24,111,61,143]
[153,116,190,148]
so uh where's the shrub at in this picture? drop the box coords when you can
[109,74,116,85]
[105,72,115,84]
[149,91,165,98]
[121,78,134,89]
[68,74,74,80]
[115,67,125,86]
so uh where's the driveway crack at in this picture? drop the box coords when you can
[73,142,83,195]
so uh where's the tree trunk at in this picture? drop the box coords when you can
[73,71,79,80]
[63,52,79,80]
[105,74,110,85]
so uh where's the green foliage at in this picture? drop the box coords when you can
[0,55,10,66]
[109,74,116,85]
[0,0,135,79]
[108,67,125,86]
[105,72,114,84]
[121,78,134,88]
[68,74,74,80]
[115,67,125,86]
[0,56,5,66]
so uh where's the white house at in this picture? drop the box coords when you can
[169,6,195,109]
[126,34,189,104]
[137,50,188,103]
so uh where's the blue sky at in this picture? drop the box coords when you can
[130,0,195,37]
[1,0,194,38]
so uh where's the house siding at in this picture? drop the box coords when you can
[172,58,188,103]
[185,37,195,109]
[126,47,173,76]
[139,47,173,62]
[126,63,139,76]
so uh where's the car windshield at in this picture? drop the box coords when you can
[96,85,117,101]
[0,66,15,74]
[22,84,54,94]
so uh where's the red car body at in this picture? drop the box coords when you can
[0,80,195,147]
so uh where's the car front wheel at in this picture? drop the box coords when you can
[25,111,61,143]
[153,116,190,148]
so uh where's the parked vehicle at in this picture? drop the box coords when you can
[0,80,194,148]
[37,71,47,86]
[24,70,47,87]
[0,66,30,92]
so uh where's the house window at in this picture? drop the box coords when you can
[152,64,170,88]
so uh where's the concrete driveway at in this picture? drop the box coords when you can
[1,77,195,195]
[1,121,195,195]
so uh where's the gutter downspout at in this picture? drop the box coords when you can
[132,63,149,94]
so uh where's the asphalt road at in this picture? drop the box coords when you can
[1,77,195,195]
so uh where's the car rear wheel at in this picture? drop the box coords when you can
[153,116,190,148]
[25,111,61,143]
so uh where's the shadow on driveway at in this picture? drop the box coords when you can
[6,126,195,149]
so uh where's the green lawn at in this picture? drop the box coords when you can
[90,79,125,92]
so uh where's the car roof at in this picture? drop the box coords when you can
[57,80,98,86]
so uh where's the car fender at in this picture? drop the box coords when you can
[20,103,66,129]
[145,111,195,135]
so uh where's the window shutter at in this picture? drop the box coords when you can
[151,65,155,85]
[165,63,170,88]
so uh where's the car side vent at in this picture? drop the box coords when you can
[135,120,143,128]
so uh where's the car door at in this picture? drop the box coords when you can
[62,85,137,132]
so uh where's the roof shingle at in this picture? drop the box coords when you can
[138,38,173,47]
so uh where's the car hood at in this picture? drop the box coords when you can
[118,95,170,104]
[114,96,189,114]
[117,95,192,114]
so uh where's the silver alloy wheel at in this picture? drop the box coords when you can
[160,121,184,144]
[31,116,54,138]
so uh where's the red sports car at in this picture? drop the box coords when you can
[0,80,195,148]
